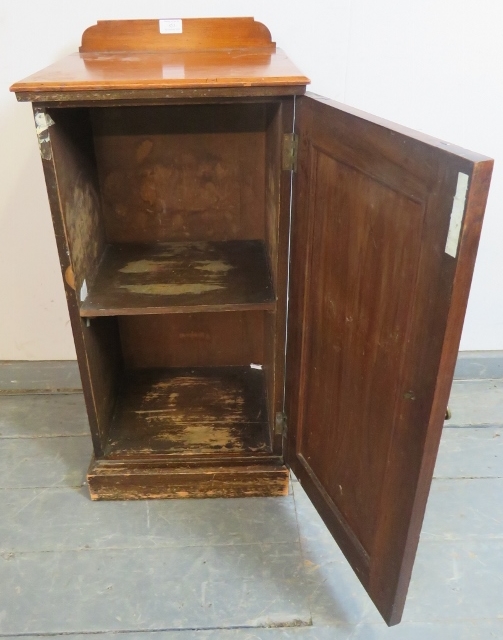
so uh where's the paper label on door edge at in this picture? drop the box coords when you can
[159,19,183,34]
[445,172,469,258]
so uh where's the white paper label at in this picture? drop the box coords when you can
[80,279,88,302]
[250,363,263,370]
[162,64,185,79]
[159,19,182,34]
[445,172,469,258]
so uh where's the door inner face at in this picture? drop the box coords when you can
[286,93,492,625]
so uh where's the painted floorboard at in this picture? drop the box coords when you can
[0,358,501,638]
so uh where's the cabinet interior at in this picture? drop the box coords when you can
[49,100,287,460]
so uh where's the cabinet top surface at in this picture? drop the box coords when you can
[10,18,310,98]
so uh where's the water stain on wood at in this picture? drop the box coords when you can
[194,260,233,273]
[66,181,104,293]
[120,283,224,296]
[119,259,166,274]
[119,256,233,278]
[136,139,153,162]
[91,104,267,243]
[80,240,275,316]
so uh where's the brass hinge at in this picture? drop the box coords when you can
[282,133,298,172]
[275,412,287,436]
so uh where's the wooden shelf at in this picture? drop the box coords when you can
[80,240,275,317]
[104,366,271,459]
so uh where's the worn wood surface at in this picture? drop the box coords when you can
[80,18,276,53]
[285,93,492,625]
[105,367,270,458]
[87,458,289,500]
[10,51,308,95]
[37,106,122,457]
[10,18,309,97]
[92,103,267,243]
[13,85,306,105]
[119,311,265,369]
[44,109,105,294]
[80,241,275,317]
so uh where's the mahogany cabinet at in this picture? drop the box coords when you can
[11,17,492,626]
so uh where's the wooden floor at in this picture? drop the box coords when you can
[80,240,275,316]
[1,356,502,638]
[105,366,271,458]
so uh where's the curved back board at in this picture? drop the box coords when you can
[80,17,276,53]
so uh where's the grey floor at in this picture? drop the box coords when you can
[0,356,502,639]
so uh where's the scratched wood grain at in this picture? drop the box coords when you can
[88,458,289,500]
[104,367,270,458]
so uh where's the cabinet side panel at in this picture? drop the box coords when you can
[35,106,121,455]
[91,104,267,244]
[45,108,105,293]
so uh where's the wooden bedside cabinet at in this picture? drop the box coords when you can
[10,17,492,626]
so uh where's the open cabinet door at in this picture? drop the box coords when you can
[285,94,492,625]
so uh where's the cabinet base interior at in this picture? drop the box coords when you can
[105,366,271,458]
[88,366,288,499]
